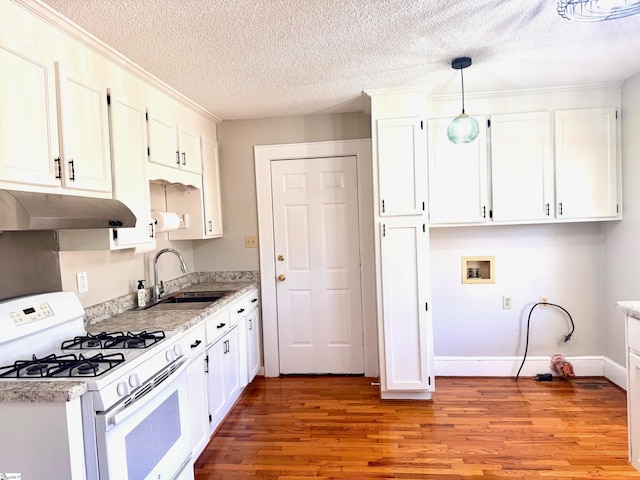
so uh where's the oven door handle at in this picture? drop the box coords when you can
[106,357,189,426]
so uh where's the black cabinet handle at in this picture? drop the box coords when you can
[54,157,62,179]
[69,159,76,181]
[217,322,226,329]
[176,150,180,165]
[181,152,186,165]
[559,202,563,215]
[208,220,212,232]
[237,308,245,314]
[190,339,202,348]
[251,298,258,303]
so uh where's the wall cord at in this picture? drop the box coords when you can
[514,302,575,382]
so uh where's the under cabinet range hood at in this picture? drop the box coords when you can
[0,189,136,230]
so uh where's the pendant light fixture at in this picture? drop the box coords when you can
[557,0,640,21]
[447,57,479,144]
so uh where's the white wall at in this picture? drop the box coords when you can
[193,112,371,271]
[603,71,640,366]
[430,223,605,359]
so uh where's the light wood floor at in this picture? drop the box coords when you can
[194,376,640,479]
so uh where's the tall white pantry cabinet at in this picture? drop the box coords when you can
[368,90,435,400]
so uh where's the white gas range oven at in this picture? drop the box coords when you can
[0,291,194,480]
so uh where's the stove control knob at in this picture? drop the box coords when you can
[173,344,183,357]
[117,381,129,397]
[129,373,140,389]
[165,349,176,362]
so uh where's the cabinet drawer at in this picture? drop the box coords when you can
[206,309,230,345]
[229,297,249,325]
[628,316,640,352]
[181,324,206,358]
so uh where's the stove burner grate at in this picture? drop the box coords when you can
[0,352,126,378]
[61,331,166,350]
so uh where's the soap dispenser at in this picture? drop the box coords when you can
[137,280,146,307]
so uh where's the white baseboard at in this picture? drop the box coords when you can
[434,355,610,379]
[604,357,627,390]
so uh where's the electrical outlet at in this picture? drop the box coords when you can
[502,296,512,309]
[540,296,549,308]
[76,271,89,294]
[244,235,258,248]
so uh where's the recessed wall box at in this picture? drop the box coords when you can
[461,256,495,284]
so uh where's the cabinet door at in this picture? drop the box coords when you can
[629,351,640,470]
[201,135,223,237]
[207,339,227,431]
[379,218,433,391]
[187,351,210,458]
[109,91,154,249]
[148,109,179,169]
[224,326,242,403]
[56,64,112,194]
[376,117,426,216]
[247,307,262,382]
[0,34,60,188]
[427,116,488,224]
[491,112,554,222]
[555,108,618,219]
[178,125,202,174]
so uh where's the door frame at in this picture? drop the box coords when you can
[255,139,377,378]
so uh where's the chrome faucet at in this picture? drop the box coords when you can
[152,248,188,302]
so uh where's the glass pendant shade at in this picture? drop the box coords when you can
[447,113,479,144]
[557,0,640,21]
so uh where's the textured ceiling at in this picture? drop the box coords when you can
[39,0,640,120]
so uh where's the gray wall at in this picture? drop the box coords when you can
[193,112,371,271]
[603,71,640,366]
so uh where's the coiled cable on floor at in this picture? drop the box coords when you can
[515,302,575,382]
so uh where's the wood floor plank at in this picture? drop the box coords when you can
[194,376,640,479]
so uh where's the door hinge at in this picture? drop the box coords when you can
[617,204,620,213]
[382,199,385,213]
[147,147,150,157]
[487,119,491,128]
[616,110,618,120]
[420,120,424,130]
[106,94,111,105]
[145,111,149,121]
[382,224,386,237]
[205,355,209,373]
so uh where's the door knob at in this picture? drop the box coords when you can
[277,254,285,261]
[278,274,286,282]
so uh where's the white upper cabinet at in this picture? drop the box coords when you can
[147,105,203,176]
[490,112,554,222]
[108,91,154,249]
[0,34,60,189]
[554,107,619,219]
[427,115,489,224]
[201,134,223,238]
[376,117,427,217]
[56,64,112,195]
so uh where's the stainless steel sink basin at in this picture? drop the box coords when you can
[132,290,233,311]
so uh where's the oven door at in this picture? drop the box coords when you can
[95,358,191,480]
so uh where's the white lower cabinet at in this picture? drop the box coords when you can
[182,324,209,459]
[378,217,434,398]
[206,324,241,433]
[246,305,262,383]
[626,315,640,471]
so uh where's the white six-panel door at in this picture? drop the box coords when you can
[271,156,364,374]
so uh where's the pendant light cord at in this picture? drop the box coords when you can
[460,67,466,114]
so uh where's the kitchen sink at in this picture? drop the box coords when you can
[132,290,233,311]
